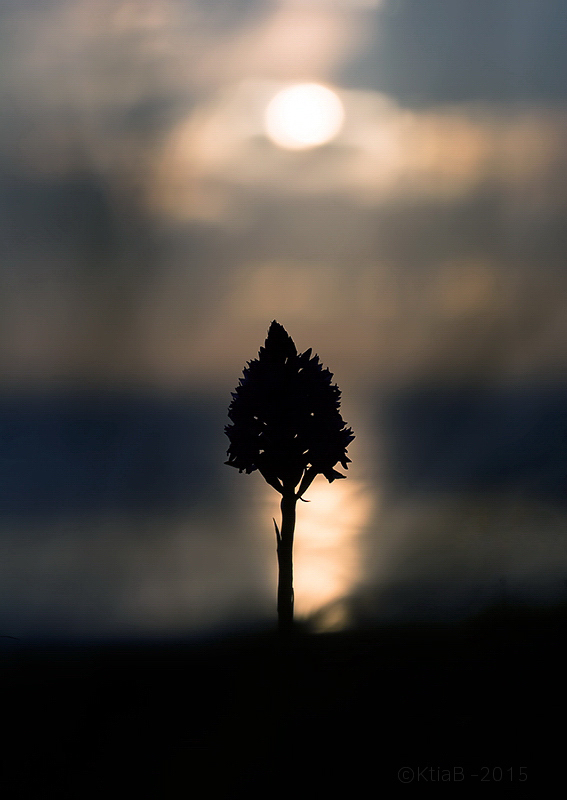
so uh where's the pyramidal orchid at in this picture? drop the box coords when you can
[225,321,354,633]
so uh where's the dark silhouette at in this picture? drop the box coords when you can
[225,321,354,633]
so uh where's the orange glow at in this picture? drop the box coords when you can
[261,477,373,630]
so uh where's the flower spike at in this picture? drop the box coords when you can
[225,321,354,497]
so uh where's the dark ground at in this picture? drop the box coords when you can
[1,604,563,796]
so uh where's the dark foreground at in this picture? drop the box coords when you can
[1,605,563,795]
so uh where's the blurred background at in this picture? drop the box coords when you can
[1,0,566,640]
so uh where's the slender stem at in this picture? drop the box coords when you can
[276,488,297,635]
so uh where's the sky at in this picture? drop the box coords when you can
[1,0,567,639]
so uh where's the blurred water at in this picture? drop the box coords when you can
[1,0,566,638]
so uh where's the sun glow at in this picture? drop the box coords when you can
[261,477,372,629]
[264,83,345,150]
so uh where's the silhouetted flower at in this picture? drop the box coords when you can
[225,321,354,497]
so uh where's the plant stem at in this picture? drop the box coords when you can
[276,489,297,635]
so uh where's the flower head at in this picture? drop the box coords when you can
[225,321,354,496]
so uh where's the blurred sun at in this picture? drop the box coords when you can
[264,83,345,150]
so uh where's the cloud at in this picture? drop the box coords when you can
[341,0,567,104]
[149,84,567,224]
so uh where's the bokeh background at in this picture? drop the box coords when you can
[1,0,566,640]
